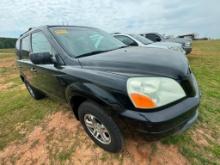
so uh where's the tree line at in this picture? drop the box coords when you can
[0,37,17,49]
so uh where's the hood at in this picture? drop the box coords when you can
[144,43,168,49]
[166,38,189,44]
[153,42,182,48]
[144,42,185,54]
[78,47,189,80]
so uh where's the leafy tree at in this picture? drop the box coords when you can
[0,37,17,49]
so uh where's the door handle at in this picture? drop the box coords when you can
[30,67,37,72]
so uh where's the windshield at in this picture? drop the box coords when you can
[50,27,125,57]
[130,34,153,45]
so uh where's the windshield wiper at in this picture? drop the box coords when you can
[76,50,110,58]
[76,46,129,58]
[115,45,129,49]
[76,45,130,58]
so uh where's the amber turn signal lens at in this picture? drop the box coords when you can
[130,93,156,109]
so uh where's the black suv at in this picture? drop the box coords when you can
[16,26,200,152]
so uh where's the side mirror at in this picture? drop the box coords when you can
[30,52,54,65]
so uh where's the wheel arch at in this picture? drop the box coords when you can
[65,82,123,120]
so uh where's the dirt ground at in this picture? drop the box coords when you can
[0,109,189,165]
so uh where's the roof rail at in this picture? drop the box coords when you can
[19,27,32,37]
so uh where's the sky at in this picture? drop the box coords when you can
[0,0,219,38]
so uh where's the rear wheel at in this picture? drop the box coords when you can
[24,81,45,100]
[78,101,124,153]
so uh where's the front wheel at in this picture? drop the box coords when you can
[78,101,124,153]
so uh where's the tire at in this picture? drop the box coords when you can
[78,101,124,153]
[24,81,45,100]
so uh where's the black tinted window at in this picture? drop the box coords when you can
[32,32,52,54]
[130,34,153,45]
[21,36,30,59]
[114,35,137,46]
[145,34,161,42]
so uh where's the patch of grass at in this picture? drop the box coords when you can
[0,48,15,53]
[0,89,60,149]
[0,49,61,150]
[0,52,16,59]
[58,147,75,161]
[148,143,157,163]
[30,139,39,149]
[0,67,7,73]
[100,152,109,161]
[161,134,193,145]
[161,40,220,164]
[181,146,213,165]
[209,145,220,157]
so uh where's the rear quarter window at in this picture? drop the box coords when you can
[20,36,31,59]
[15,39,21,59]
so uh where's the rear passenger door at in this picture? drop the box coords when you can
[30,31,66,100]
[17,35,34,84]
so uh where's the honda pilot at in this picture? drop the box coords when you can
[16,25,200,152]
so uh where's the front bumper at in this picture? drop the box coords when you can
[119,74,200,137]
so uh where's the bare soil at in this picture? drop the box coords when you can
[0,111,189,165]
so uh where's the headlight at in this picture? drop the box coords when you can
[168,46,183,53]
[185,42,191,47]
[127,77,186,109]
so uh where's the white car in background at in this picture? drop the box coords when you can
[113,33,186,55]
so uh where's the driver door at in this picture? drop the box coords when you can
[30,31,66,100]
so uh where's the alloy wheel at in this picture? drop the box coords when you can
[84,114,111,144]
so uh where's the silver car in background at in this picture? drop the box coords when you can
[140,33,192,54]
[113,33,186,55]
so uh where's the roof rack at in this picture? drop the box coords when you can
[112,32,121,34]
[19,27,32,37]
